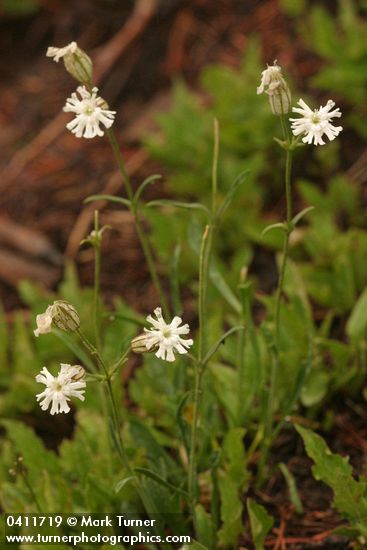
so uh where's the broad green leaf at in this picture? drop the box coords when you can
[296,425,367,537]
[346,287,367,342]
[300,370,329,407]
[218,475,244,548]
[247,498,274,550]
[195,503,214,549]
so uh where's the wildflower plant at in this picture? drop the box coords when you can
[1,36,358,550]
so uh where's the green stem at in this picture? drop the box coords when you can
[188,119,219,512]
[93,210,102,351]
[20,469,42,513]
[106,128,169,316]
[77,329,163,520]
[274,148,293,345]
[258,145,294,485]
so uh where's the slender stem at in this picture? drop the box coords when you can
[188,120,219,511]
[106,128,169,316]
[93,210,102,351]
[274,149,293,345]
[258,144,294,485]
[20,469,42,513]
[188,362,202,503]
[211,118,219,213]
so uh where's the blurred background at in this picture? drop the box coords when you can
[0,0,366,316]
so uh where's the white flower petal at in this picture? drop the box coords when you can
[290,98,342,146]
[63,86,115,139]
[35,363,86,415]
[144,308,193,362]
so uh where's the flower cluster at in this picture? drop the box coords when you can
[257,62,343,145]
[36,364,86,415]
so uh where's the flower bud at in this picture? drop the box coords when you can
[46,41,93,84]
[68,365,85,381]
[257,62,291,116]
[52,301,80,333]
[63,47,93,84]
[131,334,157,354]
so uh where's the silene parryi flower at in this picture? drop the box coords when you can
[63,86,116,139]
[34,301,80,337]
[290,98,343,146]
[257,62,291,115]
[36,364,86,415]
[132,307,193,362]
[46,41,93,84]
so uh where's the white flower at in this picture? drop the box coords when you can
[63,86,115,138]
[46,41,78,63]
[36,364,86,415]
[290,98,343,146]
[257,62,291,114]
[144,307,193,362]
[34,305,54,337]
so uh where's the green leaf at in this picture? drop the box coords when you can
[278,463,303,514]
[247,498,274,550]
[202,326,244,366]
[134,467,189,498]
[261,222,287,236]
[291,205,315,227]
[84,194,131,208]
[218,476,244,548]
[216,170,249,220]
[146,199,210,217]
[346,287,367,343]
[115,476,135,494]
[134,174,162,204]
[296,425,367,537]
[300,370,329,407]
[195,503,214,549]
[209,264,241,314]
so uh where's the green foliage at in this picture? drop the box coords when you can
[0,0,40,16]
[296,425,367,538]
[247,498,274,550]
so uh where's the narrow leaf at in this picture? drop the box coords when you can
[134,174,162,204]
[134,467,189,498]
[278,463,303,514]
[292,205,315,226]
[84,194,131,208]
[146,199,210,216]
[115,476,135,493]
[262,222,287,236]
[202,326,244,366]
[216,170,249,220]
